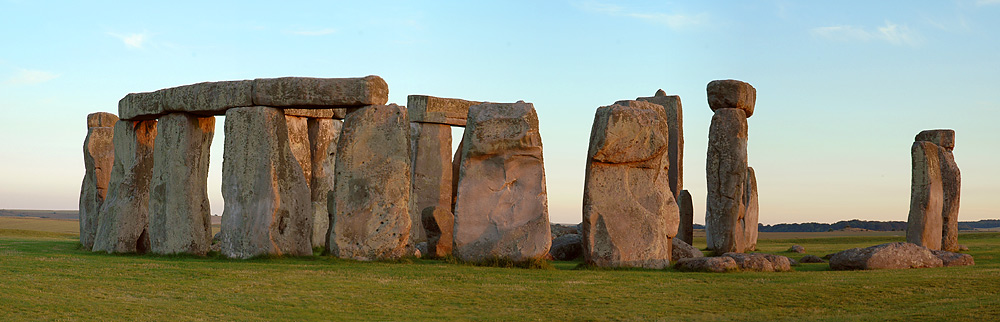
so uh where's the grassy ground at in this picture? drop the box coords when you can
[0,224,998,321]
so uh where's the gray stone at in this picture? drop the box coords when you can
[421,206,453,258]
[677,190,694,245]
[723,252,774,272]
[939,147,961,252]
[148,113,215,255]
[92,120,157,254]
[788,245,805,253]
[308,118,343,248]
[799,255,824,263]
[221,106,313,259]
[409,122,453,244]
[453,101,551,263]
[743,167,759,252]
[671,238,704,261]
[252,75,388,107]
[761,254,793,272]
[450,133,464,213]
[407,95,484,126]
[706,80,756,117]
[582,100,677,269]
[118,91,164,121]
[915,129,955,151]
[550,223,581,239]
[907,141,944,250]
[283,108,347,119]
[79,114,117,250]
[705,108,748,255]
[674,257,738,273]
[549,233,583,261]
[327,104,412,260]
[931,250,974,267]
[829,242,943,270]
[285,115,312,187]
[161,80,254,116]
[637,90,684,201]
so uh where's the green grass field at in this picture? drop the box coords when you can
[0,219,998,321]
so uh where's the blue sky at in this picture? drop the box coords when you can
[0,1,997,225]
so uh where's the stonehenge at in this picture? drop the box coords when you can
[92,120,157,254]
[705,79,756,255]
[907,130,961,251]
[79,112,117,250]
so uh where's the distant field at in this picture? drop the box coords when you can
[0,217,79,234]
[0,209,78,220]
[1,219,998,320]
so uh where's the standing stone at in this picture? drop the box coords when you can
[906,141,944,250]
[221,106,313,259]
[637,89,684,200]
[308,118,343,248]
[327,104,411,260]
[410,122,453,244]
[92,120,157,254]
[677,190,694,245]
[915,129,961,252]
[705,108,748,255]
[421,206,453,258]
[743,166,759,252]
[582,100,678,269]
[706,80,756,117]
[453,101,551,263]
[285,115,312,186]
[79,113,118,250]
[148,113,214,255]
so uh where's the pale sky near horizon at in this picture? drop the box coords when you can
[0,1,997,225]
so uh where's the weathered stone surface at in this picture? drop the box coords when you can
[674,257,738,273]
[800,255,824,263]
[161,80,254,116]
[221,106,313,259]
[285,115,312,187]
[253,76,388,107]
[788,245,805,253]
[407,95,484,126]
[939,148,961,252]
[743,166,759,252]
[283,108,347,119]
[761,254,793,272]
[410,122,453,244]
[931,250,974,267]
[86,112,119,128]
[583,100,677,269]
[637,90,684,200]
[453,101,551,262]
[706,80,756,117]
[79,117,116,250]
[92,120,157,254]
[421,206,453,258]
[672,238,704,261]
[549,233,583,261]
[148,113,215,255]
[829,242,943,270]
[915,129,955,151]
[327,104,411,260]
[677,190,694,245]
[551,223,581,239]
[705,108,748,255]
[907,141,944,250]
[723,252,774,272]
[308,118,343,248]
[450,133,464,213]
[118,91,164,121]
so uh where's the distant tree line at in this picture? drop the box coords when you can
[692,219,1000,232]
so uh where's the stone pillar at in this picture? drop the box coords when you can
[327,104,412,260]
[409,122,453,245]
[743,167,759,252]
[221,106,313,259]
[939,148,961,252]
[79,112,118,250]
[908,129,959,251]
[677,190,694,245]
[422,206,454,258]
[285,115,312,186]
[148,113,215,255]
[705,79,754,255]
[582,100,678,269]
[637,89,683,199]
[93,120,157,254]
[453,101,551,262]
[308,118,343,248]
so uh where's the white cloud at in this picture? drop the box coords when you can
[577,0,706,29]
[3,69,59,85]
[288,28,337,36]
[810,21,922,46]
[108,32,149,49]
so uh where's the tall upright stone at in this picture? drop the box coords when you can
[148,113,215,255]
[677,190,694,245]
[327,104,412,260]
[453,101,551,262]
[79,113,118,250]
[939,147,961,252]
[221,106,313,259]
[705,79,754,255]
[906,141,944,250]
[285,115,312,186]
[637,90,683,199]
[582,100,678,269]
[743,167,759,252]
[409,122,453,244]
[92,120,157,254]
[308,118,343,248]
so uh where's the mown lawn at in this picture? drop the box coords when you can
[0,228,997,321]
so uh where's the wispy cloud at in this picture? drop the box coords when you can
[577,1,706,29]
[811,21,922,46]
[287,28,337,36]
[3,69,59,85]
[108,32,150,49]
